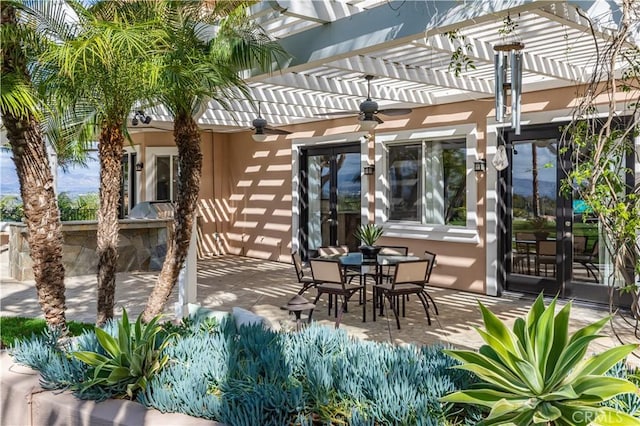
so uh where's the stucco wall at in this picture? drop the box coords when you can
[129,84,630,295]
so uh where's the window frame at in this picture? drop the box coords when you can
[145,147,179,202]
[374,124,480,243]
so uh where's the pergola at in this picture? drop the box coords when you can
[146,0,635,133]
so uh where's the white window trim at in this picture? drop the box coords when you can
[145,147,178,202]
[374,124,479,243]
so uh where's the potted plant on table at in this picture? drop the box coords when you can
[527,215,552,240]
[354,223,383,260]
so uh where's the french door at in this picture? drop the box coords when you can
[498,124,613,304]
[300,144,361,258]
[119,152,137,219]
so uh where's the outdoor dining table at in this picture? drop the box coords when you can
[319,252,421,317]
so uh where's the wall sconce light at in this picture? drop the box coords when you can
[363,164,375,176]
[132,110,152,126]
[474,159,487,173]
[135,162,144,172]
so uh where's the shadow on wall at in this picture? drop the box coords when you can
[195,144,293,262]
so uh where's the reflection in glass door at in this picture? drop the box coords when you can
[509,139,559,291]
[302,144,361,257]
[499,125,613,304]
[119,152,136,218]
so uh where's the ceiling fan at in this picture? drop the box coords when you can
[251,102,291,142]
[316,75,413,129]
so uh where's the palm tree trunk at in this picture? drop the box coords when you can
[1,3,67,332]
[143,113,202,321]
[96,124,124,325]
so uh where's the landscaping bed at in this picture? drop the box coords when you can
[5,298,640,425]
[5,310,479,425]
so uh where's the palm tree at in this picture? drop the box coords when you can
[1,1,67,331]
[37,0,161,325]
[141,0,286,320]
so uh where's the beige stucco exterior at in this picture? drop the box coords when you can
[127,83,636,296]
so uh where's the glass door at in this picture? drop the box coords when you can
[119,152,136,219]
[505,133,562,295]
[301,144,361,257]
[498,124,613,303]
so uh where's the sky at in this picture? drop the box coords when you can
[0,149,100,198]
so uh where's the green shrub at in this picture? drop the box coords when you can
[0,316,94,347]
[0,193,98,222]
[441,294,640,425]
[57,192,98,221]
[71,308,170,400]
[0,195,23,221]
[353,223,384,246]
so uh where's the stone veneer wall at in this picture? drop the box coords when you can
[8,219,172,281]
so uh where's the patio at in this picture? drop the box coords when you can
[1,253,638,366]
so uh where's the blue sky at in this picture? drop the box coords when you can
[0,149,99,198]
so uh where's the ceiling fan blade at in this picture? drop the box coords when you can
[377,108,412,116]
[314,111,359,116]
[264,127,291,135]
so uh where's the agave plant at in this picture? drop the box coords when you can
[71,308,170,399]
[354,223,384,247]
[441,294,640,425]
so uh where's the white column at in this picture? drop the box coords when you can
[175,219,198,318]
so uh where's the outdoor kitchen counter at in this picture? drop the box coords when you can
[7,219,173,281]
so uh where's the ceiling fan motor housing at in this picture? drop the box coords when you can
[359,98,378,114]
[252,117,267,132]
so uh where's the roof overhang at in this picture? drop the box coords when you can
[145,0,638,133]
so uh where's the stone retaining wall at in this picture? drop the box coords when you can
[8,219,172,281]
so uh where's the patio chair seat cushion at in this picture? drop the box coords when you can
[374,282,423,293]
[316,282,361,292]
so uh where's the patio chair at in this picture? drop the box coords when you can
[514,232,537,274]
[574,239,599,282]
[291,252,315,296]
[377,245,408,282]
[421,250,439,315]
[535,240,556,276]
[373,258,436,328]
[308,258,366,328]
[317,245,349,256]
[317,244,360,286]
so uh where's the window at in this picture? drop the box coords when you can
[387,139,466,226]
[155,155,178,201]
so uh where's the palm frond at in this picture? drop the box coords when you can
[42,102,99,170]
[21,0,81,43]
[0,74,41,121]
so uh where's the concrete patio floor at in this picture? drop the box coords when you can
[2,254,639,366]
